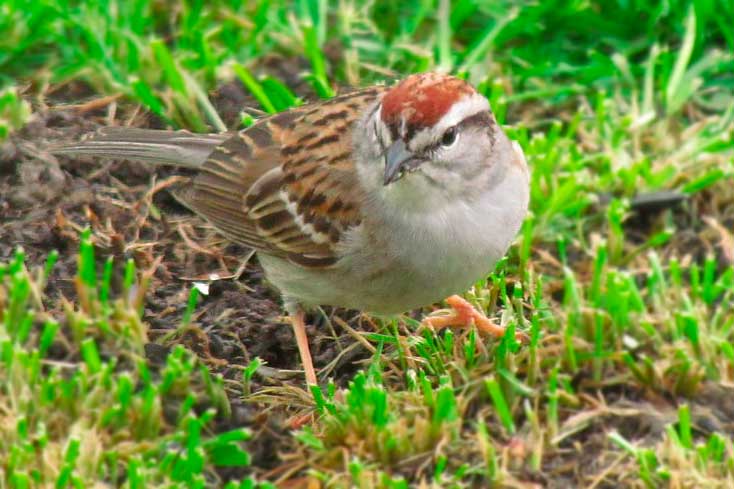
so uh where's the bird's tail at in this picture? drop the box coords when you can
[53,127,228,169]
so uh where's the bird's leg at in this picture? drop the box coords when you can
[290,307,318,386]
[423,295,528,342]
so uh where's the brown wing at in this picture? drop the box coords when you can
[179,86,386,267]
[175,109,304,254]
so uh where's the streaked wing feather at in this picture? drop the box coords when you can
[245,87,386,267]
[178,113,300,256]
[181,87,386,267]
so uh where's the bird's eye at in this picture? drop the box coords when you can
[441,127,458,147]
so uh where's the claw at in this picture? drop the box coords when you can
[423,295,529,343]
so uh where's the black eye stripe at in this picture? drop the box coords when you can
[410,111,493,155]
[456,111,493,132]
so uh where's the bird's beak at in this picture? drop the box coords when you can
[383,140,415,186]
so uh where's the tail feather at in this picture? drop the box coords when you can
[53,127,228,169]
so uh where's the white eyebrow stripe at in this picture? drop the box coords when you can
[438,93,490,129]
[408,93,490,150]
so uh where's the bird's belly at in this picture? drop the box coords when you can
[353,239,496,313]
[258,238,496,315]
[258,187,526,314]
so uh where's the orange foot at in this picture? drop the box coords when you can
[423,295,529,343]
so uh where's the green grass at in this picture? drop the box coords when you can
[3,0,734,487]
[1,236,270,487]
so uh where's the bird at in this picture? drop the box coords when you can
[55,72,530,387]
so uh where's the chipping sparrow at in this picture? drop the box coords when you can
[57,72,530,386]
